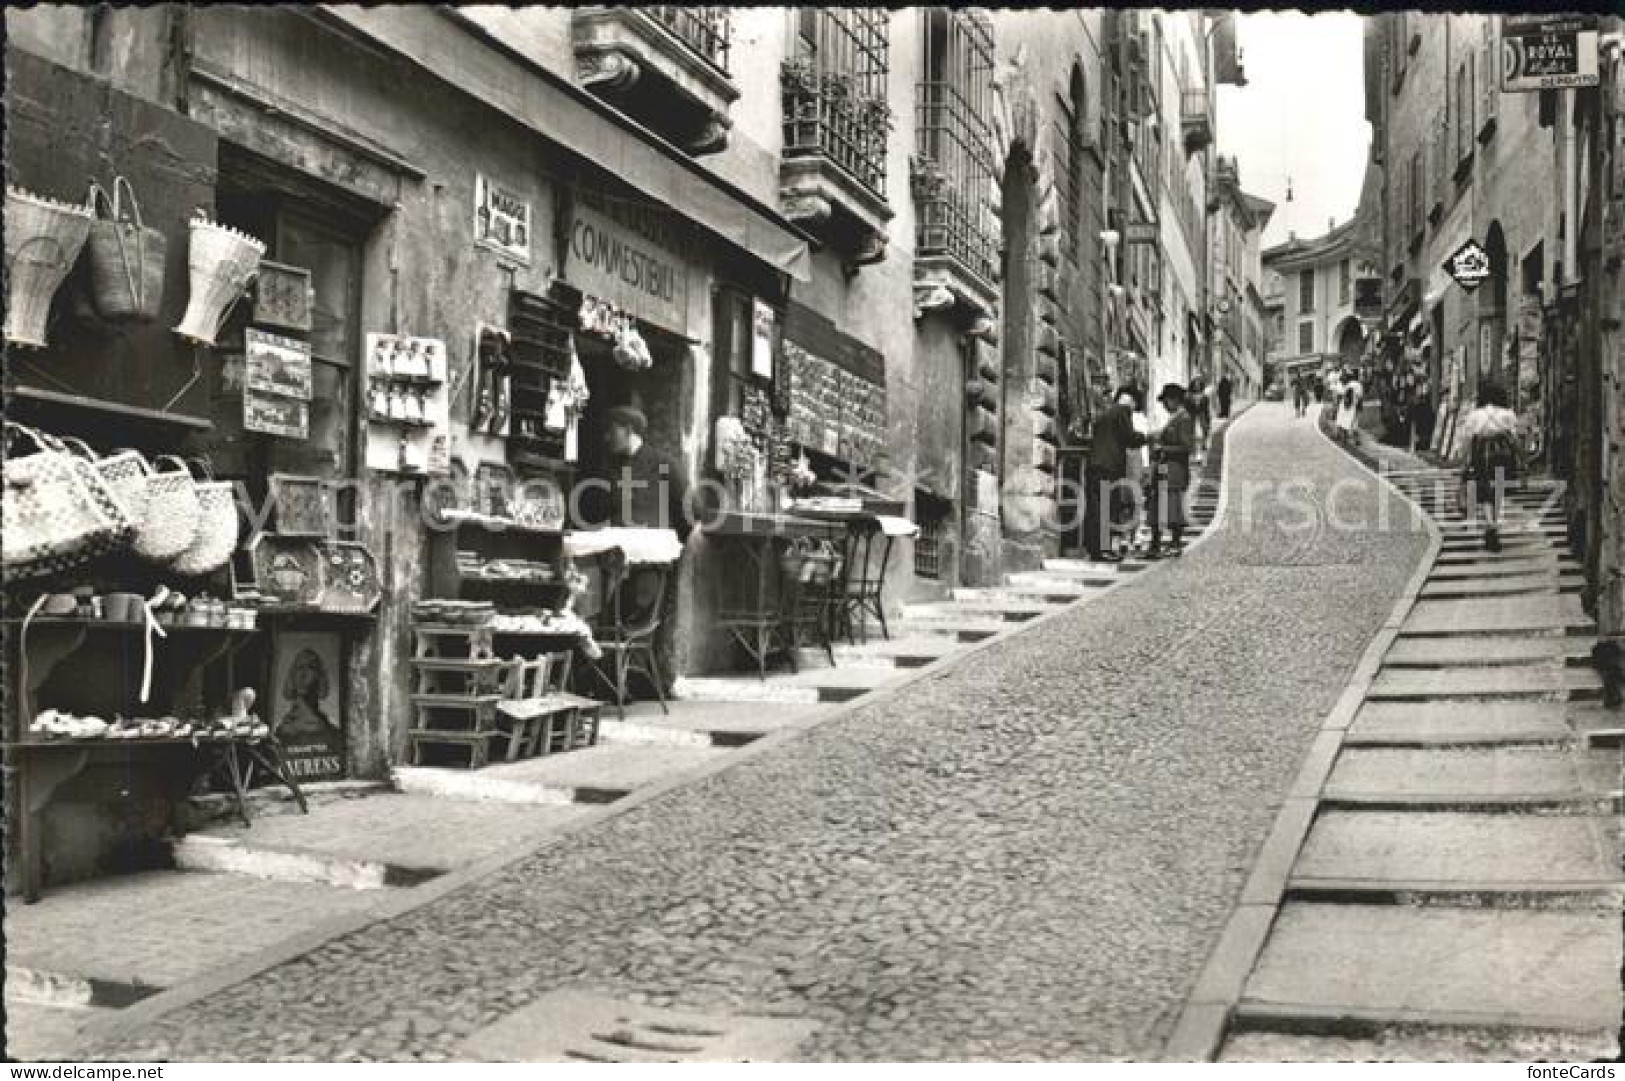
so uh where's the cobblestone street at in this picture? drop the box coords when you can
[82,406,1431,1062]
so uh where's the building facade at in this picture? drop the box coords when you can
[7,7,1256,886]
[1260,218,1371,385]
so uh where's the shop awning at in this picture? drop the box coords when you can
[318,7,812,282]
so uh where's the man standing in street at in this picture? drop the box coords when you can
[1216,373,1234,419]
[1146,383,1195,559]
[1291,373,1308,418]
[1082,387,1147,562]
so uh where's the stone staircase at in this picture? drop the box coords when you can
[1218,469,1624,1062]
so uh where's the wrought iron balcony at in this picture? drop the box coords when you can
[1181,87,1213,154]
[572,7,740,155]
[778,12,894,269]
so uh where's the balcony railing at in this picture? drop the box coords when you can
[782,64,890,199]
[1181,87,1213,153]
[648,7,731,75]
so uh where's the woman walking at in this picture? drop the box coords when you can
[1460,380,1520,552]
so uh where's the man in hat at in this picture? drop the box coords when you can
[1082,386,1148,562]
[597,403,691,699]
[1146,383,1195,559]
[601,404,691,541]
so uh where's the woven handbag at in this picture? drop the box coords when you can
[167,458,240,577]
[134,454,201,563]
[61,437,152,528]
[2,424,133,578]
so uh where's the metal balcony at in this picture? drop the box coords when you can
[1181,87,1213,154]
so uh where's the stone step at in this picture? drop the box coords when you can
[1011,570,1119,588]
[1238,904,1621,1044]
[1291,811,1621,892]
[893,618,1014,642]
[3,871,379,1006]
[1220,1025,1616,1064]
[1426,557,1581,579]
[900,601,1053,622]
[593,700,813,748]
[1420,574,1583,599]
[398,743,728,806]
[175,791,600,886]
[831,637,958,669]
[1383,635,1596,668]
[2,999,116,1062]
[1367,664,1602,700]
[1401,596,1592,636]
[673,675,822,705]
[1434,549,1575,567]
[1322,747,1620,806]
[950,584,1096,604]
[1042,557,1148,575]
[1346,700,1579,747]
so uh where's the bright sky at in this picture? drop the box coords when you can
[1216,12,1371,250]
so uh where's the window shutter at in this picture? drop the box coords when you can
[1479,19,1498,136]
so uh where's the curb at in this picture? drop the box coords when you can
[83,410,1256,1052]
[1161,403,1443,1062]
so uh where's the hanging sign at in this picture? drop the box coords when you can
[1443,238,1492,292]
[1502,15,1598,93]
[567,190,690,335]
[474,174,533,265]
[752,299,776,379]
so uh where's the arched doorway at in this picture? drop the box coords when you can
[1482,221,1508,390]
[998,141,1042,573]
[1335,316,1365,371]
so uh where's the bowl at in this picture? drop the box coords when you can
[42,593,79,616]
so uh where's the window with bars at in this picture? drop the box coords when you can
[913,493,949,579]
[783,9,892,199]
[1478,19,1498,140]
[914,9,996,284]
[1339,259,1351,306]
[1055,67,1087,265]
[647,7,731,75]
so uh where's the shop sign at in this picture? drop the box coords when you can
[568,194,689,335]
[1443,239,1492,292]
[1502,15,1598,93]
[270,631,347,782]
[1123,221,1158,246]
[474,174,532,265]
[752,299,776,379]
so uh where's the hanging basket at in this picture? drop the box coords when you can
[4,186,94,349]
[134,455,202,563]
[2,424,135,579]
[174,211,264,345]
[86,177,167,323]
[167,458,240,577]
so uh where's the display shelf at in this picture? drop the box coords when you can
[368,413,436,429]
[368,372,444,387]
[438,510,565,536]
[5,618,258,634]
[7,385,214,433]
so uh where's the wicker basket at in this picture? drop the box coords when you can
[2,424,135,579]
[174,212,265,345]
[134,455,202,563]
[86,177,166,323]
[168,459,240,577]
[5,186,93,349]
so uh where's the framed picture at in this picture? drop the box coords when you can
[252,535,325,608]
[269,631,346,782]
[245,328,314,400]
[253,261,314,332]
[316,542,382,613]
[269,474,336,538]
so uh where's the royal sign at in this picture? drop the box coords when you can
[1443,239,1492,292]
[1502,15,1598,93]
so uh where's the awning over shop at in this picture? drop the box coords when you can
[319,6,812,282]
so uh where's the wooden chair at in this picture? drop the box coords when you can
[584,561,671,721]
[496,652,602,760]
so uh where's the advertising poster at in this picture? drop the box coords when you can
[270,631,346,782]
[475,174,532,265]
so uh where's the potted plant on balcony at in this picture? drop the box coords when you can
[909,156,947,205]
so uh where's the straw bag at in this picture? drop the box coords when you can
[5,186,94,348]
[167,458,240,577]
[86,177,167,322]
[58,437,152,526]
[135,455,202,563]
[3,424,135,579]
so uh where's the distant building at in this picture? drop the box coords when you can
[1261,218,1368,385]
